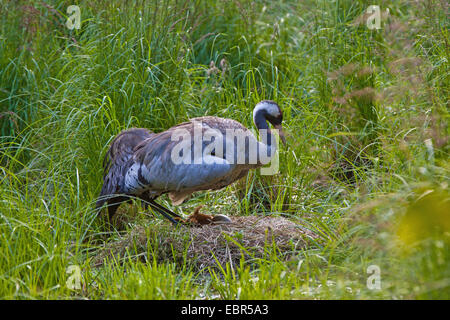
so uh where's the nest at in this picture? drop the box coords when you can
[92,215,317,270]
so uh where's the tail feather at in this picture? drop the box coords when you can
[96,128,154,212]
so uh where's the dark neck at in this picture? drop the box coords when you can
[254,110,273,147]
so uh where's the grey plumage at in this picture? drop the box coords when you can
[95,128,155,218]
[96,100,285,223]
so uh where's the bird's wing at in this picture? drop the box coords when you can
[96,128,154,209]
[190,116,249,134]
[127,121,235,199]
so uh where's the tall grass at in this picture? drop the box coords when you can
[0,0,448,299]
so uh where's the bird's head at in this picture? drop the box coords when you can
[253,100,286,145]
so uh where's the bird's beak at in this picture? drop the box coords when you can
[274,124,286,146]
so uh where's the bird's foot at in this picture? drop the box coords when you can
[185,206,232,226]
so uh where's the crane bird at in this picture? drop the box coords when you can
[96,100,286,225]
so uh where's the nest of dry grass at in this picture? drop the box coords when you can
[92,215,318,270]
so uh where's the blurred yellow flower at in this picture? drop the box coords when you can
[397,187,450,245]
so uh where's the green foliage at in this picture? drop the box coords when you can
[0,0,448,299]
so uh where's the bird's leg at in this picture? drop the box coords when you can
[147,200,186,225]
[145,200,231,226]
[148,204,180,225]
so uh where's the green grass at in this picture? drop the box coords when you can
[0,0,449,299]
